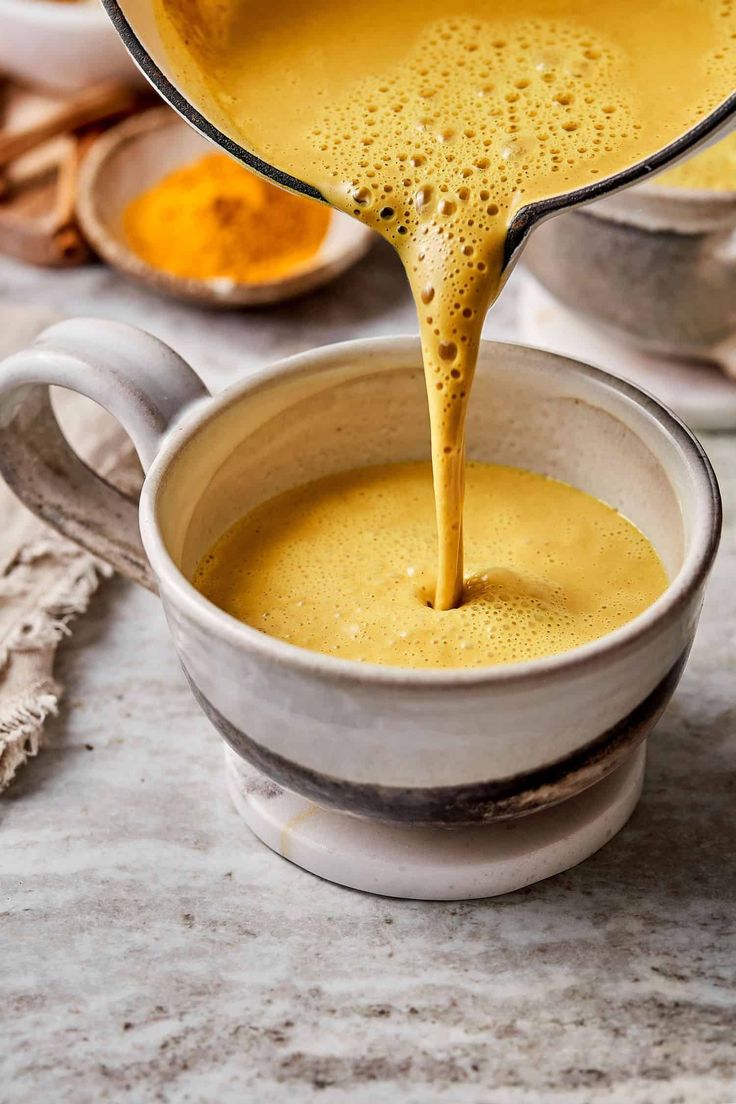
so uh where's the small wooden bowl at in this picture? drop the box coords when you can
[76,108,375,307]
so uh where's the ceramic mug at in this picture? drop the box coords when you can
[0,320,721,826]
[522,182,736,373]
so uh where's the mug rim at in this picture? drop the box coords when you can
[139,335,721,688]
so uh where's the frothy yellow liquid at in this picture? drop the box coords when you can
[658,129,736,190]
[194,463,667,669]
[159,0,733,611]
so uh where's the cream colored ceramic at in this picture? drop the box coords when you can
[76,109,375,307]
[224,744,647,900]
[523,181,736,376]
[518,276,736,433]
[0,0,141,91]
[0,318,720,828]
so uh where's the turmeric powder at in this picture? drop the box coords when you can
[123,153,330,283]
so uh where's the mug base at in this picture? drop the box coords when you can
[517,276,736,432]
[223,743,646,901]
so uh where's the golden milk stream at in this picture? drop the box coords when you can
[159,0,730,665]
[158,0,733,613]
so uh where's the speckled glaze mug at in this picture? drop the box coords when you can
[0,320,721,826]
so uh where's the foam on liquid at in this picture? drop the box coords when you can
[194,462,667,668]
[157,0,734,614]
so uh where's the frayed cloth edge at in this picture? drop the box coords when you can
[0,686,60,790]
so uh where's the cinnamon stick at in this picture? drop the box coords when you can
[0,82,143,170]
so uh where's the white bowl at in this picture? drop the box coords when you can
[522,181,736,375]
[0,0,142,91]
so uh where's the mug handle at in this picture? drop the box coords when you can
[0,318,210,593]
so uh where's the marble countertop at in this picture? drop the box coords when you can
[2,247,735,1103]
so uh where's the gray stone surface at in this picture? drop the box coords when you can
[1,247,735,1103]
